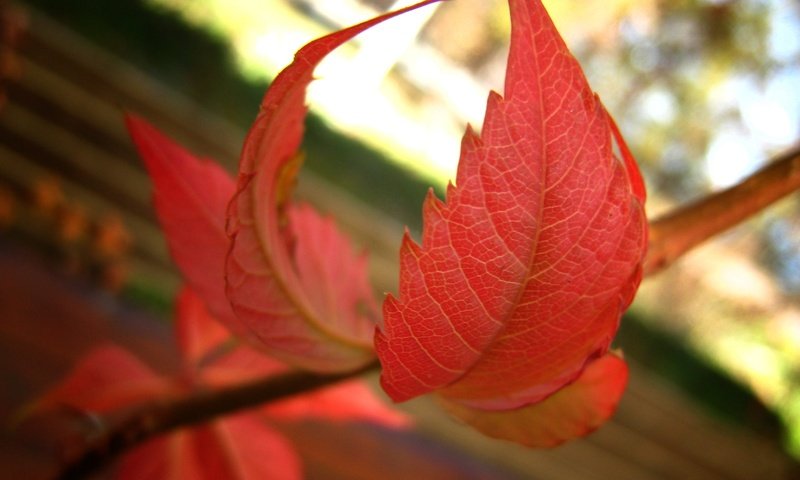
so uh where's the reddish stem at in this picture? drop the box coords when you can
[645,144,800,275]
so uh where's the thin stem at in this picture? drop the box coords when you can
[645,144,800,275]
[54,359,380,480]
[54,144,800,479]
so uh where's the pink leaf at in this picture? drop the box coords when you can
[125,115,249,338]
[375,0,646,419]
[439,352,629,447]
[225,0,442,372]
[35,345,172,413]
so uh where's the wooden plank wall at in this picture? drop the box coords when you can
[1,4,797,479]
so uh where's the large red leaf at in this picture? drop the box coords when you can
[225,0,441,372]
[375,0,646,417]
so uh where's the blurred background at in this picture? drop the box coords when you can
[1,0,799,478]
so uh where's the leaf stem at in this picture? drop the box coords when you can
[645,144,800,276]
[53,144,800,479]
[53,359,380,480]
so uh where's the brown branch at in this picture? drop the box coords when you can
[53,359,380,480]
[54,145,800,479]
[645,144,800,275]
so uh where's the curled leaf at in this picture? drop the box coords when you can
[225,0,442,372]
[126,115,380,366]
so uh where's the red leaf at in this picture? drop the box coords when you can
[35,345,172,413]
[125,115,249,338]
[375,0,646,417]
[439,352,628,448]
[265,378,410,428]
[174,287,233,366]
[225,0,441,372]
[117,414,302,480]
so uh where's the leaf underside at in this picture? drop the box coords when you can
[375,0,646,417]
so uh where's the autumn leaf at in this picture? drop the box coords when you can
[125,114,377,371]
[34,344,299,480]
[35,342,304,480]
[375,0,647,447]
[36,287,406,479]
[125,115,250,339]
[34,345,174,414]
[224,0,442,372]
